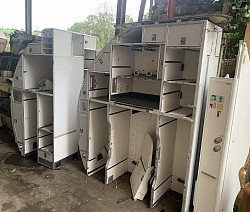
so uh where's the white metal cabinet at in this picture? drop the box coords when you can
[77,20,222,211]
[12,29,96,168]
[194,42,250,212]
[11,89,37,156]
[12,101,23,143]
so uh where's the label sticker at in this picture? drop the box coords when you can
[210,95,217,101]
[210,103,216,109]
[219,96,224,103]
[217,104,223,111]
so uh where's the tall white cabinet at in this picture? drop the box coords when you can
[78,20,222,210]
[12,29,96,169]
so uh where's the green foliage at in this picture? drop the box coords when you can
[229,0,250,29]
[68,3,115,50]
[0,29,15,41]
[225,32,244,59]
[143,12,150,21]
[125,15,134,23]
[69,3,134,50]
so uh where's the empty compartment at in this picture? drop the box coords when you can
[106,106,157,185]
[161,83,195,121]
[37,94,53,132]
[112,45,163,80]
[88,72,110,102]
[110,45,163,110]
[164,49,200,83]
[151,116,192,207]
[87,101,109,175]
[23,55,53,90]
[161,48,200,120]
[117,26,142,44]
[37,94,53,153]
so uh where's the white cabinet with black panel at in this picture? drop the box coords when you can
[78,20,222,211]
[12,29,96,169]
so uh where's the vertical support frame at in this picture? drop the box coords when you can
[25,0,32,34]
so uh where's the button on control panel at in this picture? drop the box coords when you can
[214,137,222,144]
[213,146,221,152]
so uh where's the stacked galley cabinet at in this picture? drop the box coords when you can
[12,29,96,169]
[78,20,222,210]
[194,42,250,212]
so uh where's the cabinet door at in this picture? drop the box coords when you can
[12,101,23,143]
[13,58,23,89]
[84,36,96,50]
[142,26,167,43]
[23,99,37,140]
[87,105,109,176]
[130,133,153,201]
[78,111,89,170]
[167,23,202,46]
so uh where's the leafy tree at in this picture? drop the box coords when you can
[68,3,115,50]
[126,15,134,23]
[69,3,134,50]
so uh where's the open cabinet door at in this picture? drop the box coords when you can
[87,102,109,176]
[78,99,109,175]
[130,132,154,201]
[150,117,177,207]
[12,101,23,144]
[78,99,89,170]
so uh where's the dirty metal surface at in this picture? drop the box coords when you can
[0,128,182,212]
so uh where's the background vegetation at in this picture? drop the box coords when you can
[68,3,133,50]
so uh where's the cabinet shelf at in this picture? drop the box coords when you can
[116,43,164,47]
[117,74,159,81]
[166,79,196,86]
[39,144,53,154]
[164,107,194,122]
[111,92,160,110]
[27,89,53,96]
[90,96,109,104]
[39,125,53,134]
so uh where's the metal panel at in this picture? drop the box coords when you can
[87,102,109,175]
[194,78,235,212]
[142,25,167,43]
[84,35,97,50]
[54,131,78,162]
[151,116,177,207]
[105,106,130,184]
[13,57,23,89]
[167,23,203,46]
[23,99,37,140]
[53,29,72,57]
[130,133,154,200]
[53,56,83,137]
[78,111,89,169]
[128,112,157,172]
[12,101,23,143]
